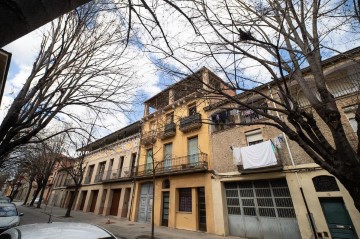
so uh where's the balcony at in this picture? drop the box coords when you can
[102,166,134,182]
[141,131,157,146]
[236,141,283,174]
[135,153,208,177]
[159,122,176,140]
[179,113,202,133]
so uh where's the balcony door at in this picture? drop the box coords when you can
[188,137,198,165]
[164,143,172,170]
[146,149,153,173]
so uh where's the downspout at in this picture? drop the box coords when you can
[268,84,318,239]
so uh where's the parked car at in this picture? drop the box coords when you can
[0,222,117,239]
[33,198,40,205]
[0,203,23,232]
[0,197,11,204]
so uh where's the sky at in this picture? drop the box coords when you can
[1,0,359,140]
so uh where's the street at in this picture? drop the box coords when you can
[13,202,242,239]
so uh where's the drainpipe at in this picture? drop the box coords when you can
[268,84,318,239]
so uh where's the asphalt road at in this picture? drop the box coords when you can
[16,203,63,225]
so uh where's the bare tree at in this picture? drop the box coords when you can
[0,2,138,167]
[123,0,360,211]
[60,120,98,218]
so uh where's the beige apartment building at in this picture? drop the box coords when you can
[205,48,360,239]
[72,122,141,219]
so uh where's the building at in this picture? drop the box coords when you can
[72,122,141,219]
[204,48,360,239]
[130,68,235,233]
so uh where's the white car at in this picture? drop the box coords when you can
[0,222,117,239]
[0,203,23,232]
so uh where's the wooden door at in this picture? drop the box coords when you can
[198,187,206,231]
[110,189,121,216]
[89,190,98,212]
[79,191,87,211]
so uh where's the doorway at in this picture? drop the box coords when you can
[79,191,87,211]
[89,190,98,212]
[320,197,358,239]
[197,187,206,231]
[110,189,121,216]
[137,183,153,223]
[162,192,169,227]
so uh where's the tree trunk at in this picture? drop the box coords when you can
[29,185,42,206]
[36,181,47,208]
[23,178,34,205]
[64,186,79,217]
[0,0,92,47]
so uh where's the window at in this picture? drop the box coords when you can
[211,109,237,132]
[246,129,263,146]
[313,176,339,192]
[179,188,192,212]
[344,106,358,132]
[165,112,174,124]
[119,156,124,176]
[164,143,172,170]
[188,104,197,116]
[146,149,153,173]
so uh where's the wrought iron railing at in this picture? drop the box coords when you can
[102,166,134,181]
[179,113,202,132]
[140,130,158,145]
[159,122,176,139]
[135,152,208,177]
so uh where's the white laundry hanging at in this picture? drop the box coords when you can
[232,147,242,165]
[241,140,278,169]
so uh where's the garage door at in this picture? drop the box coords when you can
[225,179,301,239]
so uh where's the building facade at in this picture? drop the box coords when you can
[130,68,235,233]
[72,122,141,219]
[205,49,360,239]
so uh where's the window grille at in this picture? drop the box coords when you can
[179,188,192,212]
[312,176,339,192]
[225,179,296,218]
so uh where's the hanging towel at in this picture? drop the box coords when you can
[232,147,242,165]
[241,140,277,169]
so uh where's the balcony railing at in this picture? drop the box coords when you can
[135,152,208,177]
[179,113,202,132]
[237,141,283,174]
[141,130,157,146]
[102,166,134,181]
[159,122,176,140]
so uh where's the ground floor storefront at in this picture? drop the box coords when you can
[211,164,360,239]
[73,181,134,219]
[131,172,215,234]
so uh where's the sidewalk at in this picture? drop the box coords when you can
[16,202,243,239]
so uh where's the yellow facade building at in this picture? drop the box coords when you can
[130,68,235,233]
[71,122,140,219]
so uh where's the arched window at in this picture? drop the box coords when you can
[162,179,170,189]
[312,176,339,192]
